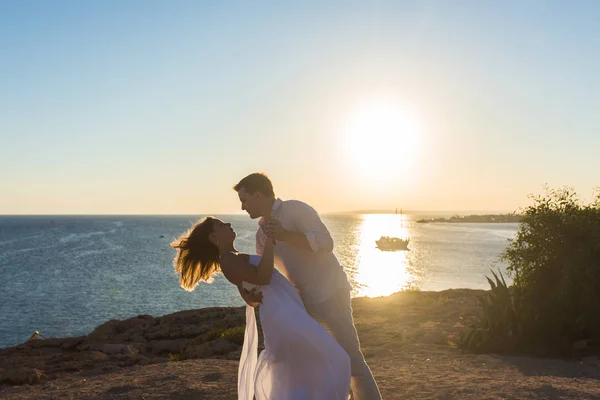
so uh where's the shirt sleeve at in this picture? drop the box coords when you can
[256,226,266,256]
[287,201,334,253]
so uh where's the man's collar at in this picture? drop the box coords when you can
[259,198,282,226]
[272,198,283,213]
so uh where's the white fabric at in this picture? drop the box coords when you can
[238,255,351,400]
[256,199,351,305]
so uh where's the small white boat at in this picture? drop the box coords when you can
[376,236,409,251]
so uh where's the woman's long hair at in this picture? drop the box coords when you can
[170,217,221,291]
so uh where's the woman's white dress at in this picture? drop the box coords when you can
[238,255,351,400]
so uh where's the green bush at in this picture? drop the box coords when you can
[462,187,600,356]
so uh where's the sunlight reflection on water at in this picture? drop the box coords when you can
[351,214,415,297]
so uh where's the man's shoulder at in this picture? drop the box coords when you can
[281,199,315,212]
[279,200,318,219]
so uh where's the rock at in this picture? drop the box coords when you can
[86,351,108,361]
[181,345,208,359]
[89,315,155,340]
[181,340,239,359]
[115,333,148,343]
[61,338,84,349]
[151,339,188,356]
[136,357,152,366]
[224,313,244,326]
[89,319,121,339]
[101,343,137,355]
[0,306,246,387]
[573,340,588,350]
[26,337,83,349]
[145,326,172,341]
[1,367,46,385]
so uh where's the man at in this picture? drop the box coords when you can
[234,172,382,400]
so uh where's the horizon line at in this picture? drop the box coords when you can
[0,209,520,217]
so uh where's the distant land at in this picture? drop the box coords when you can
[328,210,516,218]
[416,214,521,223]
[328,209,411,215]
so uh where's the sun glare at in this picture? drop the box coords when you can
[342,101,420,181]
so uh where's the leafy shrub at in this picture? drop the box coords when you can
[462,187,600,356]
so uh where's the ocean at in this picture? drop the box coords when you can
[0,214,518,348]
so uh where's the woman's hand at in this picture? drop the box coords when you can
[239,285,263,308]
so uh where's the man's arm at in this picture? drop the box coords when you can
[279,229,313,251]
[265,201,334,253]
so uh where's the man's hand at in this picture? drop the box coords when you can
[241,287,263,308]
[265,219,287,241]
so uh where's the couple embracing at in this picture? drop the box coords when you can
[171,173,381,399]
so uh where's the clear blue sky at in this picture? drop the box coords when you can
[1,1,599,214]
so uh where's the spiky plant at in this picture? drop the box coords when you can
[460,270,521,353]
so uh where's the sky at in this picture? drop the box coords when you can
[1,0,599,214]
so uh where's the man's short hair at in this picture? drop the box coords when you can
[233,173,275,198]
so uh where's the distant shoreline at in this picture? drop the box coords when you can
[327,209,516,216]
[417,214,521,223]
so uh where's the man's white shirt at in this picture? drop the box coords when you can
[256,198,350,305]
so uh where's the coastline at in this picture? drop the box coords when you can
[417,215,521,223]
[1,289,599,399]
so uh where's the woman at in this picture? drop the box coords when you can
[171,217,350,400]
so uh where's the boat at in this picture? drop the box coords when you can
[376,236,409,251]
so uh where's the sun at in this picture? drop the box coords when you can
[342,101,420,181]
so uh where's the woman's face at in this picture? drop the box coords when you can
[212,219,236,245]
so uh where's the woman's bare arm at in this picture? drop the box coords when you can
[220,238,275,285]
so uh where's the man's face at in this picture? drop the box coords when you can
[237,188,262,219]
